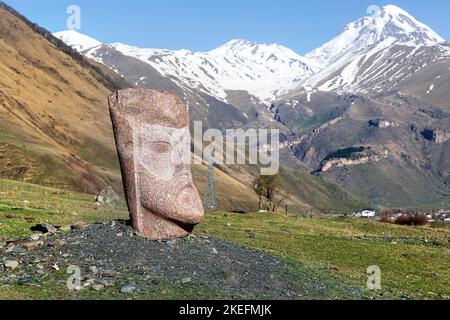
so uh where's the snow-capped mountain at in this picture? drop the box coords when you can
[52,5,450,206]
[54,30,316,104]
[306,5,444,69]
[301,38,450,94]
[297,5,448,95]
[53,29,101,52]
[107,39,316,103]
[54,5,447,102]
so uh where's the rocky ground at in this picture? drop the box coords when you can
[0,220,367,299]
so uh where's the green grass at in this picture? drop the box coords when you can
[0,178,128,239]
[197,212,449,300]
[0,278,228,300]
[1,178,449,300]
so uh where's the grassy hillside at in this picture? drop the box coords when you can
[0,179,448,300]
[199,212,449,300]
[0,5,126,193]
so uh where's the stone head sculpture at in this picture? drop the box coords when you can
[109,89,204,240]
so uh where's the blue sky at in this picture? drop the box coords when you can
[4,0,449,54]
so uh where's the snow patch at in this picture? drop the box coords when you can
[53,30,101,52]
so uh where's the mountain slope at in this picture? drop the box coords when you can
[53,29,101,52]
[303,40,450,95]
[80,43,250,130]
[55,31,317,104]
[275,6,450,207]
[0,3,266,210]
[0,3,133,192]
[306,5,444,69]
[300,5,448,95]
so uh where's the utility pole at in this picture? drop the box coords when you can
[204,162,218,211]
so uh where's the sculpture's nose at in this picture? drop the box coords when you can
[177,185,204,225]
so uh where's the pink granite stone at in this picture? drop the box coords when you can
[109,89,204,240]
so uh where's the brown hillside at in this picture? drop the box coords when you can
[0,5,126,192]
[0,5,264,210]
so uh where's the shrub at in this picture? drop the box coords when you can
[379,208,404,224]
[323,147,366,161]
[395,214,428,226]
[379,214,392,223]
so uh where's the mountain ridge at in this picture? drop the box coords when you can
[55,5,446,104]
[306,4,445,69]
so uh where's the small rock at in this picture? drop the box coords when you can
[331,266,341,272]
[248,231,257,239]
[59,225,72,232]
[71,221,89,230]
[226,223,232,228]
[212,248,219,255]
[21,241,44,251]
[96,186,120,208]
[29,234,41,241]
[121,285,136,294]
[47,239,65,247]
[181,277,192,284]
[4,260,19,270]
[116,233,123,237]
[17,276,31,286]
[52,263,60,271]
[84,279,95,287]
[6,243,25,254]
[90,266,99,275]
[101,279,113,287]
[103,270,118,277]
[92,284,104,291]
[31,223,57,234]
[166,240,176,246]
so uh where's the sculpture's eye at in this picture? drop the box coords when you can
[150,141,171,154]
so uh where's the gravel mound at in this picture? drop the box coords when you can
[1,221,366,299]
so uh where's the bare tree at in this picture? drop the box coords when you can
[273,191,290,213]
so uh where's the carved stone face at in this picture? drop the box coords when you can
[138,124,191,180]
[137,124,203,225]
[109,89,204,240]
